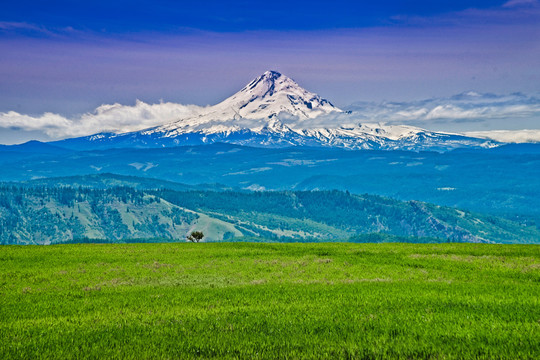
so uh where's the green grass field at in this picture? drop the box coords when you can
[1,243,539,359]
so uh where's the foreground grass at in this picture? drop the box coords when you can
[0,243,539,359]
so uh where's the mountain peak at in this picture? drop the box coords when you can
[238,70,289,98]
[240,70,297,96]
[262,70,282,77]
[152,71,342,136]
[219,71,341,120]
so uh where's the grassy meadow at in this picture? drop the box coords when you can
[0,242,539,359]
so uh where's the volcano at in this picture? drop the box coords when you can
[53,71,497,151]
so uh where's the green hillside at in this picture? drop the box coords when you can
[0,187,240,244]
[1,186,539,244]
[156,190,540,243]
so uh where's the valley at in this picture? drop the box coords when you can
[0,71,538,245]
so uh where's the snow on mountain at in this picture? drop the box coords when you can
[285,123,496,151]
[146,70,340,136]
[215,70,339,120]
[53,71,500,151]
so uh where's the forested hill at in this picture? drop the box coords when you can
[0,186,538,244]
[0,186,240,245]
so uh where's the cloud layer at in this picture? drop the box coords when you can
[0,101,201,140]
[465,129,540,143]
[1,91,539,144]
[345,92,540,125]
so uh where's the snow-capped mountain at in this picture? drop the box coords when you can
[53,71,498,151]
[145,70,341,136]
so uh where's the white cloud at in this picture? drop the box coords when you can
[465,129,540,143]
[0,21,86,37]
[0,21,58,37]
[1,92,540,144]
[0,22,42,31]
[503,0,539,8]
[345,92,540,125]
[0,100,201,139]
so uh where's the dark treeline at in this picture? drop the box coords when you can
[0,185,149,207]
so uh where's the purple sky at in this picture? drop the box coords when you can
[0,1,539,143]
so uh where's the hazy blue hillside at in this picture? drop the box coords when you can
[1,144,538,221]
[17,173,235,192]
[1,186,538,244]
[0,140,71,155]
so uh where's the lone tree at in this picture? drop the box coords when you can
[187,231,204,243]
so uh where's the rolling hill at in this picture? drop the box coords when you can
[1,186,538,244]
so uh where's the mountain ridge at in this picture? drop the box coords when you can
[51,71,498,151]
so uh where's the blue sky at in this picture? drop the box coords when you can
[0,0,539,143]
[1,1,514,33]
